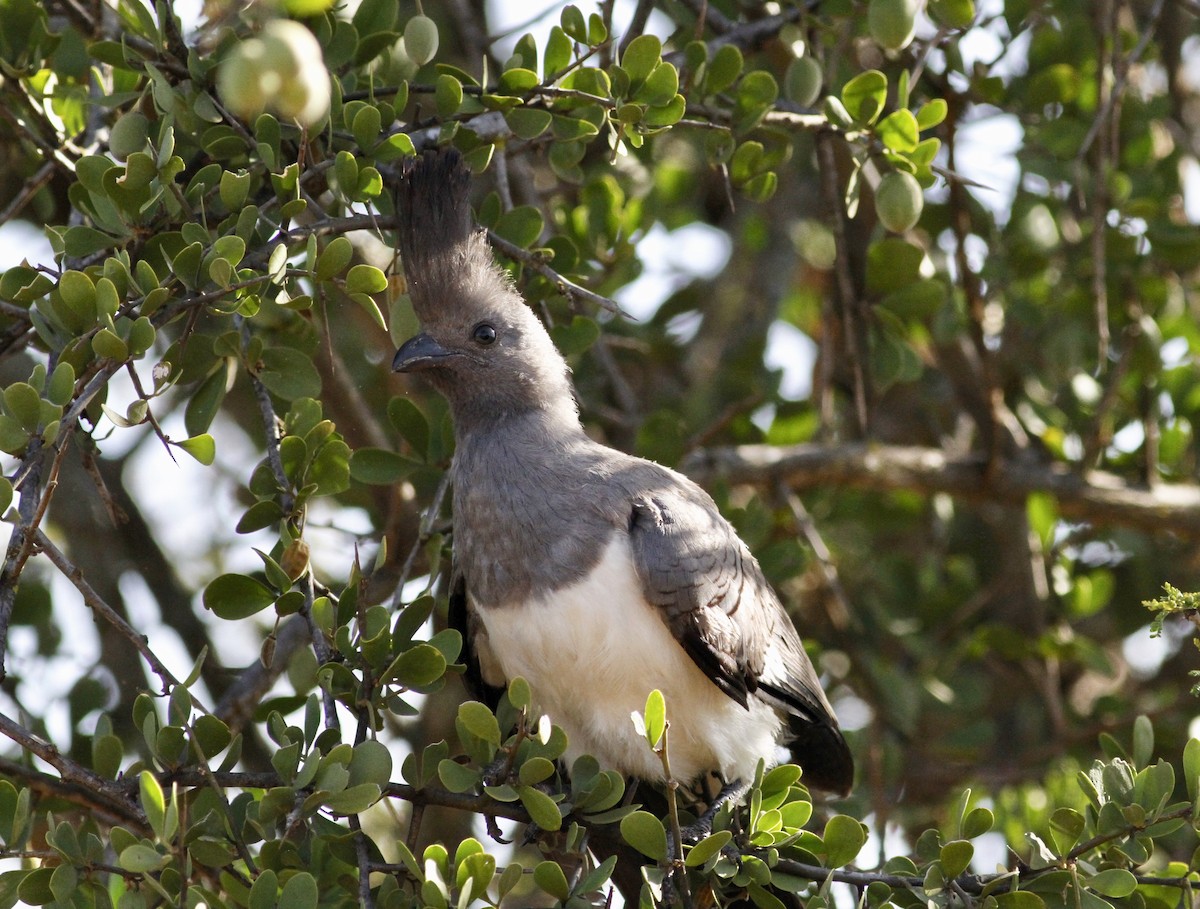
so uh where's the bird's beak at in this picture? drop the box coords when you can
[392,333,456,372]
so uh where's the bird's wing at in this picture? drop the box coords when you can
[627,488,831,724]
[627,479,853,793]
[447,567,506,710]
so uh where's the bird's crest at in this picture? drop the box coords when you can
[395,148,511,321]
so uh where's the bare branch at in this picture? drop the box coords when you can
[685,442,1200,538]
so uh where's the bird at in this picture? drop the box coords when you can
[390,147,853,805]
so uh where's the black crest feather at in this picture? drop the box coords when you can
[395,148,506,320]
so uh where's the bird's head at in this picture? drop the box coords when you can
[391,149,575,428]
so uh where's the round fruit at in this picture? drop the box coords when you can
[784,56,822,107]
[260,19,320,79]
[404,15,440,66]
[874,170,924,233]
[217,40,271,120]
[868,0,921,51]
[274,56,331,126]
[258,20,331,127]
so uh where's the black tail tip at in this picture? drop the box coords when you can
[791,723,854,797]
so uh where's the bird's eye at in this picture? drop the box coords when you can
[472,323,497,345]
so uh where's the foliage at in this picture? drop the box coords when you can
[0,0,1198,906]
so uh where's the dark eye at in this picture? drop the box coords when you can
[472,323,497,345]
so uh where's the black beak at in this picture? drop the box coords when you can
[392,333,455,372]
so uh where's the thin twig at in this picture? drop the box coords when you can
[33,528,180,691]
[776,483,853,631]
[390,469,453,609]
[0,713,144,824]
[487,230,626,315]
[816,130,869,436]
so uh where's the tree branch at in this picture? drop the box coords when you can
[684,442,1200,538]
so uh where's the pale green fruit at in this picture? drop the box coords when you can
[259,20,331,127]
[273,58,331,127]
[404,15,440,66]
[260,19,319,78]
[875,171,924,233]
[784,56,823,107]
[868,0,921,51]
[217,40,271,120]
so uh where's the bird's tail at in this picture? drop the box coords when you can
[395,147,504,318]
[785,718,854,797]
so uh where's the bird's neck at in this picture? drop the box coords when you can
[450,390,585,449]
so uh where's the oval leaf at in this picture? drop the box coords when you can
[203,573,276,620]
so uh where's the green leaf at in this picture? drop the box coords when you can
[507,676,532,709]
[940,840,973,879]
[961,805,994,839]
[1087,869,1137,899]
[192,714,232,758]
[92,328,129,362]
[685,829,732,867]
[435,73,463,118]
[176,434,216,465]
[493,206,544,249]
[549,315,600,356]
[438,759,480,793]
[219,169,251,210]
[560,4,587,42]
[636,62,679,107]
[64,225,119,258]
[620,810,666,861]
[387,643,447,687]
[643,688,665,748]
[203,573,276,620]
[352,104,382,150]
[500,67,539,92]
[1132,714,1154,768]
[877,108,919,153]
[0,477,12,516]
[1048,807,1084,855]
[345,263,388,294]
[258,347,322,400]
[17,867,54,905]
[506,107,553,140]
[348,739,394,787]
[458,700,501,746]
[929,0,976,29]
[621,34,661,86]
[139,771,166,840]
[349,447,415,484]
[3,383,42,432]
[119,843,169,872]
[822,814,866,867]
[278,871,318,909]
[186,365,230,437]
[705,44,743,95]
[917,98,948,130]
[388,396,430,456]
[533,861,570,901]
[1183,737,1200,803]
[519,785,562,831]
[841,69,888,124]
[518,756,557,787]
[249,870,279,909]
[322,783,381,814]
[543,25,571,78]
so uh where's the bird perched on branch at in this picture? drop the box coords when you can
[391,148,853,803]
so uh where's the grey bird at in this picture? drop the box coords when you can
[391,148,853,800]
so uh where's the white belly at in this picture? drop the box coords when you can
[475,535,783,782]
